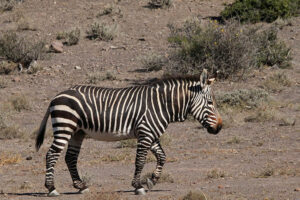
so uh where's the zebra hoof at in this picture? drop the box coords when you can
[146,178,154,191]
[48,189,60,197]
[79,187,90,194]
[135,187,146,195]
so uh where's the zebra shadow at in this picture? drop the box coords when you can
[1,191,80,197]
[116,189,172,194]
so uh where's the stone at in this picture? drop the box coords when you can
[74,66,81,70]
[50,40,63,53]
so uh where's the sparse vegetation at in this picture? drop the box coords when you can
[221,0,300,23]
[0,112,24,139]
[0,76,7,88]
[0,0,16,12]
[207,168,226,179]
[97,4,122,18]
[0,61,17,74]
[87,71,116,84]
[141,52,166,72]
[56,28,81,46]
[244,108,276,123]
[148,0,172,8]
[256,167,275,178]
[0,152,21,166]
[227,136,241,144]
[216,89,269,110]
[86,22,118,41]
[181,190,207,200]
[0,32,46,68]
[167,19,292,79]
[86,191,122,200]
[262,72,292,92]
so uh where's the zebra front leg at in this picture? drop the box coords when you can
[132,137,153,195]
[45,135,70,197]
[65,130,89,194]
[146,140,166,190]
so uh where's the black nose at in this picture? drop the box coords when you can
[207,124,222,134]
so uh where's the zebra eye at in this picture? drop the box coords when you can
[207,100,213,105]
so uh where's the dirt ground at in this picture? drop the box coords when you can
[0,0,299,199]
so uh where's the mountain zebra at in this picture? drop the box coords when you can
[35,69,222,196]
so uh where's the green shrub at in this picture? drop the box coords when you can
[56,28,80,46]
[166,19,291,79]
[221,0,300,23]
[86,22,118,41]
[0,32,46,68]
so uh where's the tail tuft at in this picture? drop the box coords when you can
[35,107,50,151]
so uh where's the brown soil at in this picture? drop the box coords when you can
[0,0,299,199]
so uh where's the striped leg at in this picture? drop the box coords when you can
[131,135,154,195]
[45,134,71,196]
[65,130,88,193]
[146,140,166,190]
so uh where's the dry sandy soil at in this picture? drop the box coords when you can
[0,0,299,199]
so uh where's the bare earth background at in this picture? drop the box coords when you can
[0,0,299,199]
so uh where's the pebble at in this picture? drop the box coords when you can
[74,66,81,70]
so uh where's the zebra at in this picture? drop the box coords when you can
[35,69,222,196]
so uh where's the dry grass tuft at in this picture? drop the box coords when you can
[262,72,292,92]
[148,0,172,8]
[207,168,226,179]
[86,22,118,41]
[9,94,30,112]
[181,190,208,200]
[56,28,80,46]
[86,191,122,200]
[141,52,166,72]
[227,136,241,144]
[255,167,275,178]
[87,71,116,84]
[0,152,21,166]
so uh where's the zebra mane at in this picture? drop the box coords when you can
[145,74,200,86]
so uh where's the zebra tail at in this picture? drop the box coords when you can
[35,107,50,151]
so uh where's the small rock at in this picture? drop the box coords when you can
[50,40,63,53]
[218,185,224,189]
[26,156,32,160]
[279,118,296,126]
[138,37,146,41]
[74,66,81,70]
[295,188,300,191]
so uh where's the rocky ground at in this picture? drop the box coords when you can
[0,0,299,199]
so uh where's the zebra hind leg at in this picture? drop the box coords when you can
[132,136,154,195]
[65,130,89,194]
[45,134,71,196]
[146,140,166,191]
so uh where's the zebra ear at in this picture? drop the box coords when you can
[200,69,208,88]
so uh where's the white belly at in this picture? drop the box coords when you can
[84,129,136,141]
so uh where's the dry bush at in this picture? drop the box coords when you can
[56,28,80,46]
[17,16,36,31]
[0,31,46,68]
[244,108,276,123]
[141,52,166,72]
[207,168,226,179]
[99,151,132,163]
[86,22,118,41]
[9,94,30,112]
[216,88,269,110]
[181,190,208,200]
[167,19,291,80]
[0,152,21,166]
[0,112,24,139]
[262,72,292,92]
[148,0,172,8]
[0,60,18,74]
[142,172,174,183]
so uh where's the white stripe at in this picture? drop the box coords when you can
[51,117,77,127]
[50,105,80,119]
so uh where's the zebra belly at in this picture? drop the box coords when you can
[84,129,136,141]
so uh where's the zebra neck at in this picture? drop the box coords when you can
[159,79,192,123]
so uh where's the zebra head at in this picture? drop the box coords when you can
[189,69,222,134]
